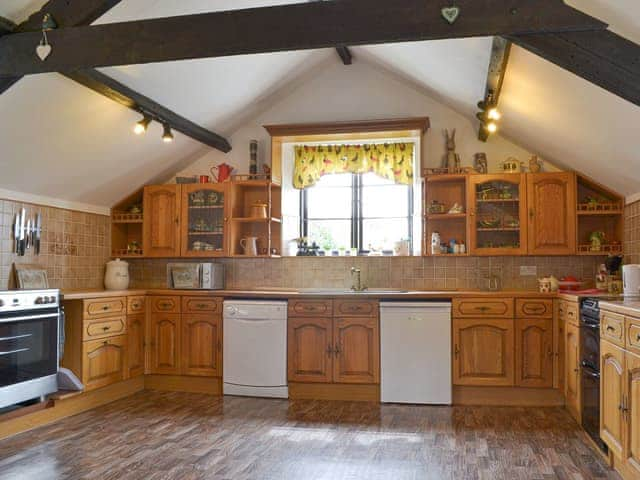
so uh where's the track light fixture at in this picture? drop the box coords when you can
[133,114,152,135]
[476,93,502,138]
[162,124,174,143]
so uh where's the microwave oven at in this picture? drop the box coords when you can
[167,263,225,290]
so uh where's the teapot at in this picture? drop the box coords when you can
[211,163,233,183]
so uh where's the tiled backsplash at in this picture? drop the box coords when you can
[129,255,601,291]
[0,199,111,290]
[625,200,640,264]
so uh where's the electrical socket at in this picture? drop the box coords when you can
[520,266,537,276]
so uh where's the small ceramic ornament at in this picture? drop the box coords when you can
[36,43,52,61]
[441,6,461,24]
[538,277,552,293]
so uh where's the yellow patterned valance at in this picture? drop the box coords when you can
[293,143,414,189]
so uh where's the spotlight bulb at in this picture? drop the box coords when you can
[134,115,152,135]
[162,124,174,143]
[487,108,502,121]
[486,122,498,134]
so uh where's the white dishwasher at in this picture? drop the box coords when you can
[380,301,452,405]
[223,300,288,398]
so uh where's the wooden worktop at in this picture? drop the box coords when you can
[62,288,557,300]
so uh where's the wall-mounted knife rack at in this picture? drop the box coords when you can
[13,209,42,256]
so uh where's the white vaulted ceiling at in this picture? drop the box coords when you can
[0,0,638,212]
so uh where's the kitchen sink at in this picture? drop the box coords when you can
[295,288,409,294]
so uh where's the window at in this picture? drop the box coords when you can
[301,172,413,253]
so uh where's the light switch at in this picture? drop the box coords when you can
[520,266,537,276]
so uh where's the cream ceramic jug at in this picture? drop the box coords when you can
[240,237,259,256]
[104,258,130,290]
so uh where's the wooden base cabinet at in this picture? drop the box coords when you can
[515,318,553,388]
[127,314,146,378]
[149,313,181,375]
[624,352,640,477]
[453,318,515,386]
[288,317,333,383]
[287,300,379,387]
[81,335,126,391]
[600,341,626,458]
[181,314,222,377]
[565,321,581,423]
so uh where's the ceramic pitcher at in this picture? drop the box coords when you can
[240,237,259,256]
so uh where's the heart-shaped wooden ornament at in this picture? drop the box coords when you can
[36,44,52,61]
[441,6,460,24]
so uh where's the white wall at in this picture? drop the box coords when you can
[175,58,556,179]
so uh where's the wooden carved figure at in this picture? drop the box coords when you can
[444,129,457,171]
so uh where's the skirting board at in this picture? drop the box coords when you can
[0,377,144,441]
[289,383,380,402]
[453,386,565,407]
[144,375,222,395]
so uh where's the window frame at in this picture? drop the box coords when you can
[300,172,414,253]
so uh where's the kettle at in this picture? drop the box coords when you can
[211,163,233,183]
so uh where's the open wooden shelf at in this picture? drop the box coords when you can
[231,217,282,224]
[426,213,467,221]
[423,174,468,256]
[577,244,623,255]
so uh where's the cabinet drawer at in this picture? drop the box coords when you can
[83,316,126,341]
[564,303,579,326]
[182,296,222,314]
[516,298,553,318]
[83,297,126,319]
[150,296,181,314]
[82,335,126,391]
[626,318,640,354]
[288,299,333,317]
[333,299,378,317]
[127,296,146,314]
[453,298,513,318]
[601,311,624,347]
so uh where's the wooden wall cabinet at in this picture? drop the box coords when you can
[180,183,229,257]
[453,318,515,386]
[526,172,576,255]
[143,185,182,257]
[287,299,379,385]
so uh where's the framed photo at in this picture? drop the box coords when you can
[14,264,49,289]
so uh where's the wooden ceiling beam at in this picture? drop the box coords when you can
[0,1,124,95]
[478,37,511,141]
[0,0,606,76]
[311,0,352,65]
[509,29,640,107]
[64,69,232,152]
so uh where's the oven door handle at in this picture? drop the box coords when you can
[0,347,29,356]
[0,333,33,342]
[581,367,600,379]
[580,322,600,330]
[0,312,59,323]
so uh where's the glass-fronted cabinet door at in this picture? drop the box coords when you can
[180,184,228,257]
[468,174,527,255]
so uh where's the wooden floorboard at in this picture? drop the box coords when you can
[0,391,620,480]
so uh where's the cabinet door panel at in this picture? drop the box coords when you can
[516,318,553,388]
[127,314,145,378]
[600,340,625,457]
[333,317,379,384]
[287,317,333,383]
[565,322,581,423]
[82,335,126,391]
[149,314,181,374]
[453,318,514,386]
[624,352,640,476]
[181,314,222,377]
[527,173,576,255]
[143,185,181,257]
[180,184,228,257]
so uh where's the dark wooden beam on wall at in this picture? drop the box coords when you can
[478,37,512,141]
[65,69,232,152]
[509,29,640,107]
[0,0,124,95]
[0,0,606,76]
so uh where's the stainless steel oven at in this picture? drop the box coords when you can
[0,289,60,409]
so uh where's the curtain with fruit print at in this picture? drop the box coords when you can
[293,143,414,189]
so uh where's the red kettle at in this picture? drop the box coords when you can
[211,163,233,183]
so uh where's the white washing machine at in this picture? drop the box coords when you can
[223,300,288,398]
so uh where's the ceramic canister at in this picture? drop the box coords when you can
[104,258,130,290]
